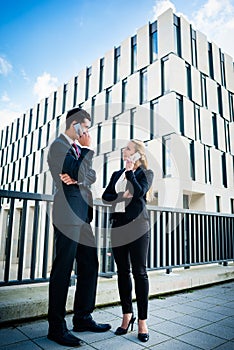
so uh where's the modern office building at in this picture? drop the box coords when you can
[0,8,234,213]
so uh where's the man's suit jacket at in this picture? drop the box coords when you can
[102,166,154,222]
[47,134,96,238]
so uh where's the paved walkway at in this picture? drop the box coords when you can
[0,281,234,350]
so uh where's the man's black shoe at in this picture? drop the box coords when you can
[73,317,111,333]
[47,329,84,347]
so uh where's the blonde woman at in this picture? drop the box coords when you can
[102,139,154,343]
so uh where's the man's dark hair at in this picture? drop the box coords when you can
[65,107,91,130]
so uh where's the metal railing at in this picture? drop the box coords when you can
[0,190,233,286]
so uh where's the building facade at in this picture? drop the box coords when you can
[0,8,234,213]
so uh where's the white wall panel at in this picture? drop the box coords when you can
[212,42,222,85]
[94,91,106,124]
[180,15,192,65]
[207,78,218,113]
[158,8,174,58]
[134,105,150,141]
[216,115,226,152]
[200,108,213,146]
[147,60,161,101]
[221,87,230,121]
[119,37,131,80]
[229,122,234,155]
[126,72,139,108]
[89,58,100,97]
[196,30,209,75]
[183,98,195,139]
[168,55,186,96]
[210,148,222,187]
[103,48,114,90]
[224,53,234,93]
[137,24,150,70]
[194,141,205,183]
[191,67,202,105]
[77,68,86,104]
[110,81,122,117]
[157,92,177,136]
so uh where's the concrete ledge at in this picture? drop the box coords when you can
[0,263,234,325]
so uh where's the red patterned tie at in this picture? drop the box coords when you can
[72,142,80,157]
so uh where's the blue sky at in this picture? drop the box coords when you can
[0,0,234,130]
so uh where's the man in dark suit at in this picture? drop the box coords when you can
[47,107,111,347]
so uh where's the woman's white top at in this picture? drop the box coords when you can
[115,171,127,212]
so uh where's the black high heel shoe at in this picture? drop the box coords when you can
[138,333,149,342]
[115,314,136,335]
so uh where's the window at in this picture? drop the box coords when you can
[103,154,108,188]
[217,84,223,117]
[97,124,101,155]
[105,88,112,120]
[186,63,192,100]
[228,92,234,122]
[231,198,234,214]
[46,122,50,147]
[224,120,230,153]
[114,46,121,83]
[140,68,147,104]
[150,21,158,63]
[174,14,181,57]
[38,127,42,150]
[131,35,137,74]
[183,194,189,209]
[150,99,158,140]
[162,136,172,177]
[112,118,117,150]
[208,42,214,79]
[194,104,201,141]
[190,141,195,180]
[23,138,27,157]
[216,196,221,212]
[91,96,96,126]
[28,109,33,133]
[204,145,211,184]
[191,28,197,68]
[73,76,78,107]
[176,94,184,135]
[122,78,127,112]
[222,153,227,188]
[86,66,92,100]
[21,115,26,138]
[36,104,40,129]
[161,56,169,94]
[56,117,60,137]
[130,108,136,139]
[53,91,57,119]
[201,73,208,108]
[212,114,218,149]
[99,58,104,92]
[62,84,67,114]
[220,50,226,88]
[43,98,48,125]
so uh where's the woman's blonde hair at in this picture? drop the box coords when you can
[131,139,154,203]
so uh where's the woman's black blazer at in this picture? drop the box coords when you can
[102,166,154,222]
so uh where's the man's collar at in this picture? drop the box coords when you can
[62,132,74,145]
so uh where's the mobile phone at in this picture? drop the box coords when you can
[74,123,84,137]
[129,152,141,163]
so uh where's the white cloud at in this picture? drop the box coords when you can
[152,0,176,19]
[0,56,12,76]
[1,92,10,103]
[21,68,30,82]
[191,0,234,58]
[152,0,234,58]
[33,72,58,101]
[0,108,23,130]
